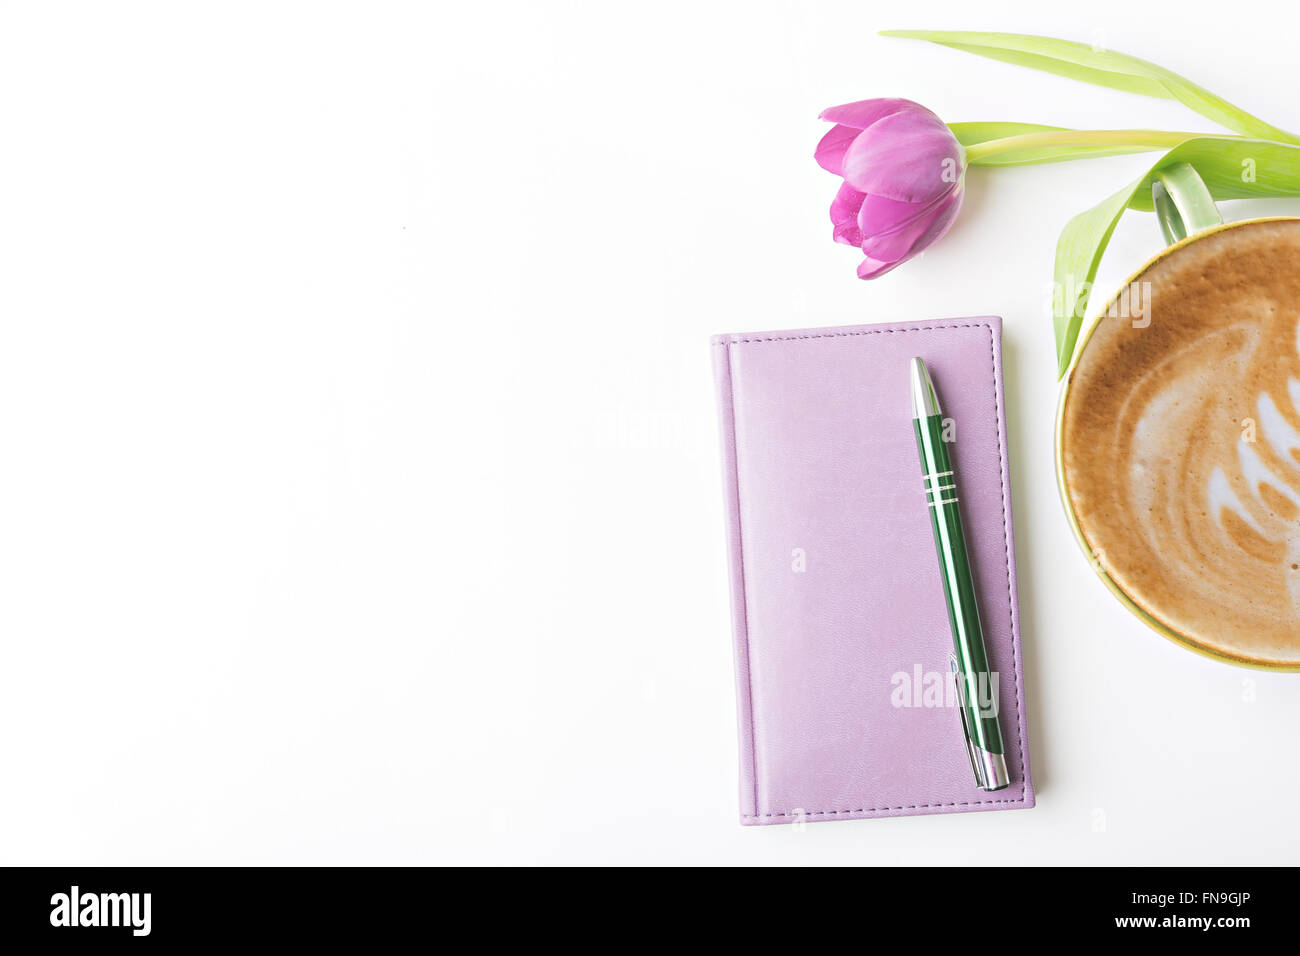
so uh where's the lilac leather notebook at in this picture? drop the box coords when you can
[712,316,1034,825]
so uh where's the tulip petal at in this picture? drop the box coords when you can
[862,190,963,266]
[841,109,964,203]
[856,255,903,280]
[860,206,938,261]
[833,221,860,246]
[814,124,861,176]
[830,181,866,246]
[904,189,964,253]
[818,97,917,130]
[858,188,959,261]
[856,190,940,238]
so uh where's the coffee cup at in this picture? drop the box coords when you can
[1056,163,1300,669]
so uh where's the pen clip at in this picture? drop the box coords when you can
[949,653,988,790]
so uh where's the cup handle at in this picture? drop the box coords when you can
[1152,162,1222,245]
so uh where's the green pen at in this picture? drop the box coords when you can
[909,357,1009,791]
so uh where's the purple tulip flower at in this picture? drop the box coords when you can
[815,98,965,279]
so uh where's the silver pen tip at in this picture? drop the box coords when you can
[909,357,941,419]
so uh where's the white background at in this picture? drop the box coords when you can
[2,0,1298,865]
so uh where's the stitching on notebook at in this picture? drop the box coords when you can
[715,324,987,346]
[720,322,1028,816]
[724,341,761,819]
[984,322,1029,809]
[743,800,1021,819]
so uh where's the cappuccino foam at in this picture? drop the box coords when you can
[1061,219,1300,665]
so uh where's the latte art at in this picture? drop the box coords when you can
[1061,219,1300,665]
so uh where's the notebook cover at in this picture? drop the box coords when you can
[712,316,1034,825]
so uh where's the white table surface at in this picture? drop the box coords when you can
[2,0,1298,865]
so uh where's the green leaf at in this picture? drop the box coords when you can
[1126,138,1300,209]
[883,30,1300,145]
[1053,184,1135,378]
[1052,136,1300,377]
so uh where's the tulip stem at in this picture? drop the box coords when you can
[964,129,1228,164]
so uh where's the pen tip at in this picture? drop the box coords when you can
[910,357,941,418]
